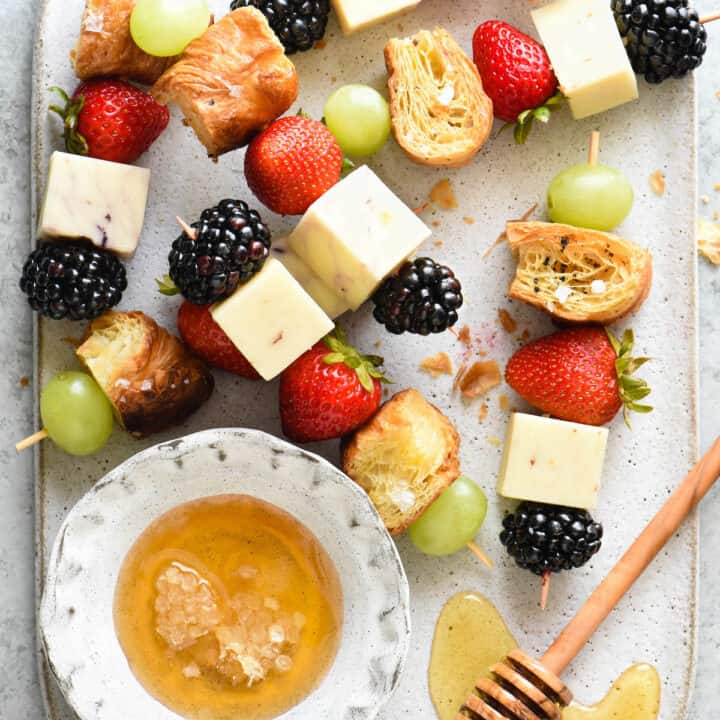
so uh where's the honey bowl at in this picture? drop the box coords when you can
[40,429,411,720]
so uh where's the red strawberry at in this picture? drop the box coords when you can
[244,115,344,216]
[49,80,169,164]
[505,327,652,426]
[177,301,260,380]
[279,328,386,443]
[472,21,560,143]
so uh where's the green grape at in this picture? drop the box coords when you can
[324,85,392,157]
[130,0,210,57]
[40,372,114,456]
[409,476,488,556]
[547,163,634,231]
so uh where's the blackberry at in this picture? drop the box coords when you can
[612,0,707,83]
[168,199,271,305]
[19,242,127,321]
[230,0,331,54]
[372,258,463,336]
[500,502,603,577]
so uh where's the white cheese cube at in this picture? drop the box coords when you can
[271,237,350,320]
[211,259,333,381]
[497,413,608,510]
[331,0,422,35]
[531,0,638,120]
[38,152,150,257]
[288,166,431,310]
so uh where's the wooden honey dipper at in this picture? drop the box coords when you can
[458,436,720,720]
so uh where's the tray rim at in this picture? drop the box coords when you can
[28,0,700,717]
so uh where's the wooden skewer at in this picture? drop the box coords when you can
[16,429,49,452]
[587,130,600,166]
[700,10,720,24]
[460,437,720,719]
[467,541,494,569]
[176,216,198,240]
[540,571,551,611]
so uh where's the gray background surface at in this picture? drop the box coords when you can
[0,1,718,718]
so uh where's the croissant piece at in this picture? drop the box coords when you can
[385,28,493,167]
[152,7,298,157]
[77,311,214,438]
[507,221,652,325]
[342,389,460,535]
[71,0,177,85]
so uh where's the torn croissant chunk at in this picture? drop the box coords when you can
[507,221,652,325]
[152,7,298,157]
[385,28,493,167]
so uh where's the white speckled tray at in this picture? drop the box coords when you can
[32,1,698,719]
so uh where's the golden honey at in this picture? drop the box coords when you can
[428,591,660,720]
[114,494,343,720]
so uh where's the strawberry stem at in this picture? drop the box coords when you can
[606,328,653,428]
[322,326,390,393]
[502,91,565,145]
[48,86,89,157]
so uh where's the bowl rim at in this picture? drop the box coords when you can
[39,427,412,720]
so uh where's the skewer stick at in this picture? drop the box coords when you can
[540,571,551,610]
[466,541,494,569]
[16,429,49,452]
[587,130,600,166]
[700,10,720,24]
[176,216,198,240]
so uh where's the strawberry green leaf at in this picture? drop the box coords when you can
[609,326,653,426]
[319,326,389,394]
[510,91,566,145]
[49,87,89,157]
[156,274,179,296]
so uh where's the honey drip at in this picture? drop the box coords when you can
[428,592,660,720]
[114,494,343,720]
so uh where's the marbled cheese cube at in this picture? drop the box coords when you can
[271,237,350,319]
[38,152,150,256]
[331,0,422,35]
[211,259,334,381]
[497,413,608,509]
[288,165,431,310]
[532,0,638,119]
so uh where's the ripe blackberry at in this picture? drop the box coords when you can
[230,0,330,54]
[19,242,127,321]
[500,502,603,576]
[168,199,271,305]
[612,0,707,83]
[372,258,463,336]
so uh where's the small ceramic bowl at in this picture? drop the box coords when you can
[40,428,411,720]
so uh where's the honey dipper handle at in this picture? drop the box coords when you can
[542,436,720,675]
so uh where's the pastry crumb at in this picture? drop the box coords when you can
[429,179,458,210]
[698,217,720,265]
[499,394,510,411]
[463,216,475,225]
[478,403,488,422]
[649,170,665,196]
[420,352,453,377]
[314,39,327,49]
[457,325,472,345]
[413,202,430,214]
[715,183,720,191]
[477,349,488,357]
[457,361,502,399]
[431,220,441,228]
[702,194,710,204]
[519,329,530,342]
[374,340,382,348]
[19,375,30,388]
[488,437,502,447]
[434,239,444,248]
[498,309,517,334]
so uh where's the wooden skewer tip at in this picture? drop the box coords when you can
[540,571,551,610]
[176,216,198,240]
[588,130,601,166]
[16,428,49,452]
[700,10,720,24]
[467,541,494,569]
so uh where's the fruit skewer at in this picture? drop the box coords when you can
[458,436,720,720]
